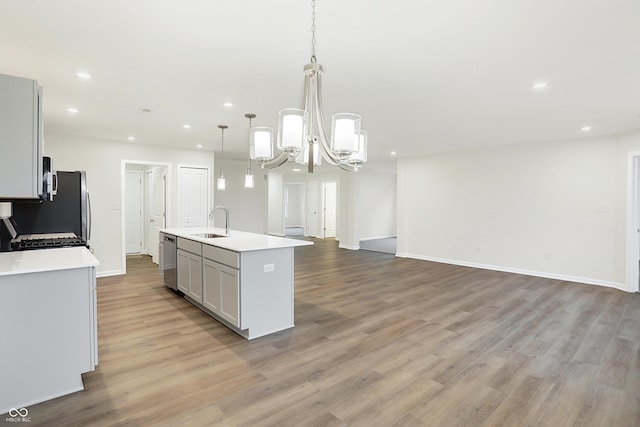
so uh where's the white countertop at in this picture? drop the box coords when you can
[160,227,313,252]
[0,247,100,276]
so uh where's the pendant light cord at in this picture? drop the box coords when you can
[247,116,253,171]
[310,0,317,63]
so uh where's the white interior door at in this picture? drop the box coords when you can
[178,166,209,227]
[306,181,318,237]
[146,167,166,264]
[125,170,143,253]
[322,182,337,238]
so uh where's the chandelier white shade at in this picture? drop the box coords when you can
[296,140,321,166]
[249,126,275,161]
[348,130,367,166]
[331,113,361,157]
[277,109,307,154]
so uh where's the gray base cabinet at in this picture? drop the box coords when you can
[203,259,240,327]
[177,238,203,304]
[167,232,299,340]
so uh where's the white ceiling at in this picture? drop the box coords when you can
[1,0,639,162]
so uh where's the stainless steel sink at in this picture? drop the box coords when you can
[191,233,228,239]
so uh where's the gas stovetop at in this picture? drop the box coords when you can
[11,233,87,251]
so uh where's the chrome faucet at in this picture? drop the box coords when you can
[209,205,230,235]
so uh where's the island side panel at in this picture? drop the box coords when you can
[240,247,294,339]
[0,267,95,413]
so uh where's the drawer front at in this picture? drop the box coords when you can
[177,237,202,255]
[203,245,239,269]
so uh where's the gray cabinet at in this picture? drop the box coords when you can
[203,258,240,328]
[0,73,43,199]
[177,238,203,303]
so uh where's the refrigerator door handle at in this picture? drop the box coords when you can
[51,171,57,197]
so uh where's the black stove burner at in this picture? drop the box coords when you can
[12,237,87,251]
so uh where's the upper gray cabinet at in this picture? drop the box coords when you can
[0,73,43,199]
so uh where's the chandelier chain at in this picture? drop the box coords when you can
[310,0,317,63]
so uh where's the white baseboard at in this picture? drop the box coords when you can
[395,253,629,293]
[339,243,360,250]
[97,269,124,278]
[360,235,397,241]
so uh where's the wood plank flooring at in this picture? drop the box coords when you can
[11,239,640,426]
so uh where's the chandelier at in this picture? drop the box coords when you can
[247,0,367,174]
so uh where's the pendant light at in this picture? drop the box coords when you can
[244,114,256,189]
[217,125,228,191]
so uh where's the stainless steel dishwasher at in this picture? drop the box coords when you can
[160,233,177,290]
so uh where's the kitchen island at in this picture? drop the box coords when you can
[160,228,312,340]
[0,246,99,414]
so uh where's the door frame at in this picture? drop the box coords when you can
[121,160,171,275]
[124,169,144,254]
[146,167,167,263]
[626,152,640,293]
[321,181,337,239]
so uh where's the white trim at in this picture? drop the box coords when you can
[626,151,640,293]
[360,235,397,241]
[96,269,124,278]
[339,243,360,250]
[396,253,629,292]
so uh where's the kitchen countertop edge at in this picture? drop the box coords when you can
[0,247,100,276]
[161,227,314,252]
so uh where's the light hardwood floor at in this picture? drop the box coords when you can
[12,239,640,426]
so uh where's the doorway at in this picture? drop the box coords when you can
[284,183,305,236]
[122,161,170,271]
[124,170,143,254]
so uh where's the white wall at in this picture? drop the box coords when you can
[267,173,284,236]
[44,133,215,276]
[358,170,397,240]
[213,159,268,234]
[397,130,640,291]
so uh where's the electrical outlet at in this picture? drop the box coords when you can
[264,264,275,273]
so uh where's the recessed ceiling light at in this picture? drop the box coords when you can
[76,71,91,80]
[127,136,135,141]
[196,144,203,148]
[390,151,397,156]
[67,107,79,114]
[292,168,302,172]
[223,102,233,107]
[531,81,548,90]
[183,124,192,129]
[581,125,592,132]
